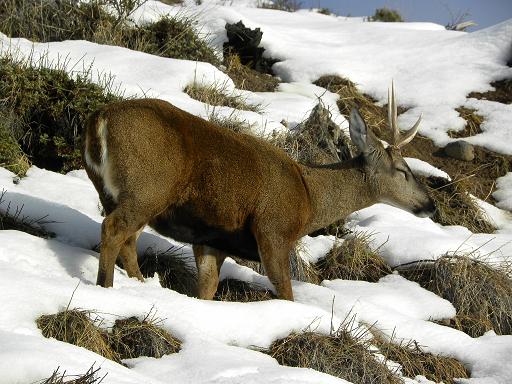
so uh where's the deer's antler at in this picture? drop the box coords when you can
[388,81,422,149]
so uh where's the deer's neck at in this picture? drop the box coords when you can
[300,157,377,235]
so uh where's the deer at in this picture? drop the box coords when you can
[82,83,434,301]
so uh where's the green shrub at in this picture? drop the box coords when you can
[0,55,121,172]
[371,8,403,22]
[0,110,30,176]
[317,8,331,16]
[0,0,112,42]
[135,15,219,65]
[259,0,302,12]
[0,0,219,66]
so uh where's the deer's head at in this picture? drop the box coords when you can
[349,84,435,217]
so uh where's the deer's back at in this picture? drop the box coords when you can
[90,99,312,258]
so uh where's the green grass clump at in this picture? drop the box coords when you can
[259,0,301,12]
[0,0,110,42]
[0,0,219,66]
[371,8,403,22]
[0,111,30,176]
[0,55,121,172]
[135,15,219,65]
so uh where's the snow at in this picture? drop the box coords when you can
[404,157,451,180]
[462,98,512,154]
[128,340,350,384]
[134,1,512,152]
[1,1,512,383]
[4,167,511,383]
[493,173,512,211]
[345,203,512,267]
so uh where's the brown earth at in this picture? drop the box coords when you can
[315,75,512,204]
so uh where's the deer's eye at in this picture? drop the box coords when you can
[397,169,408,180]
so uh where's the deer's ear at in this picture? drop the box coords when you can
[349,109,369,153]
[349,109,382,154]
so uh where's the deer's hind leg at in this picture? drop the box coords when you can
[95,189,144,282]
[97,197,167,288]
[193,245,226,300]
[118,229,144,281]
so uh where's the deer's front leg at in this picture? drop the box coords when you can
[256,236,294,301]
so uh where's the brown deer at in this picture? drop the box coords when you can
[82,84,434,301]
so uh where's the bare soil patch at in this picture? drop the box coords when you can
[468,79,512,104]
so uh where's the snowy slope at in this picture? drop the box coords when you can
[1,1,512,383]
[133,1,512,152]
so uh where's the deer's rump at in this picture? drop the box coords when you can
[149,203,260,261]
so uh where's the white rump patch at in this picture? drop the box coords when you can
[84,117,119,202]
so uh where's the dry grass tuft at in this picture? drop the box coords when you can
[399,255,512,337]
[316,235,392,282]
[289,245,322,284]
[184,81,260,112]
[0,191,54,238]
[139,246,197,297]
[109,315,181,359]
[39,365,105,384]
[421,175,495,233]
[373,335,469,383]
[208,110,256,134]
[313,76,394,136]
[276,102,352,165]
[269,329,402,384]
[224,54,279,92]
[37,310,120,362]
[449,107,484,138]
[37,309,182,362]
[215,278,275,302]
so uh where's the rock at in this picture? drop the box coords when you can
[444,140,475,161]
[223,21,277,74]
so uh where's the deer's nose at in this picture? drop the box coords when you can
[413,199,436,218]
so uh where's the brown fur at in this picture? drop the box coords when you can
[83,99,434,300]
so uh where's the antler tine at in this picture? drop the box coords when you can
[388,81,399,145]
[396,113,422,149]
